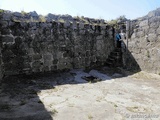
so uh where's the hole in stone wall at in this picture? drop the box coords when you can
[81,76,102,83]
[97,26,101,32]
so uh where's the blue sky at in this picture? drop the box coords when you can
[0,0,160,20]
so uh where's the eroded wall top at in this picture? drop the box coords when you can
[0,9,115,78]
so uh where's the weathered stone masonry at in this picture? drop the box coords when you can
[0,14,115,79]
[125,9,160,74]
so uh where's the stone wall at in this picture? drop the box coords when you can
[0,33,2,80]
[0,11,3,81]
[125,8,160,74]
[0,9,106,24]
[0,11,115,79]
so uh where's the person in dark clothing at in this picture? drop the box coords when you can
[115,32,122,48]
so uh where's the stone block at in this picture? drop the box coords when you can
[51,65,57,71]
[8,21,15,27]
[90,25,95,30]
[2,52,14,62]
[15,37,23,44]
[79,30,85,34]
[131,33,136,39]
[101,25,106,30]
[65,62,73,69]
[73,57,79,64]
[24,62,31,68]
[1,35,14,43]
[96,35,103,40]
[139,20,148,27]
[72,22,77,30]
[85,57,91,65]
[148,27,156,34]
[64,21,70,28]
[1,28,12,35]
[43,60,52,67]
[63,51,69,57]
[53,59,58,64]
[59,35,64,40]
[27,48,35,55]
[156,27,160,35]
[91,56,97,62]
[86,50,91,56]
[22,68,31,72]
[32,61,42,68]
[148,33,157,42]
[136,31,145,37]
[4,70,19,76]
[4,63,14,71]
[157,35,160,41]
[149,16,160,23]
[0,66,3,81]
[32,68,40,73]
[150,22,159,29]
[47,45,54,52]
[142,26,149,33]
[2,13,12,20]
[79,23,84,29]
[57,52,63,59]
[43,66,50,72]
[57,63,66,70]
[33,54,42,60]
[13,12,22,17]
[96,40,103,51]
[43,54,52,60]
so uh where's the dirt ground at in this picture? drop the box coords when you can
[0,67,160,120]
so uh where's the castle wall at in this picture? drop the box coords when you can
[124,11,160,74]
[0,12,115,79]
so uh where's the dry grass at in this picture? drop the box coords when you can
[130,71,160,80]
[39,15,46,22]
[88,114,93,120]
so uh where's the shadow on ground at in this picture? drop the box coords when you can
[0,46,142,120]
[123,48,141,74]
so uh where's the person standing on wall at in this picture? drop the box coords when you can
[115,31,122,48]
